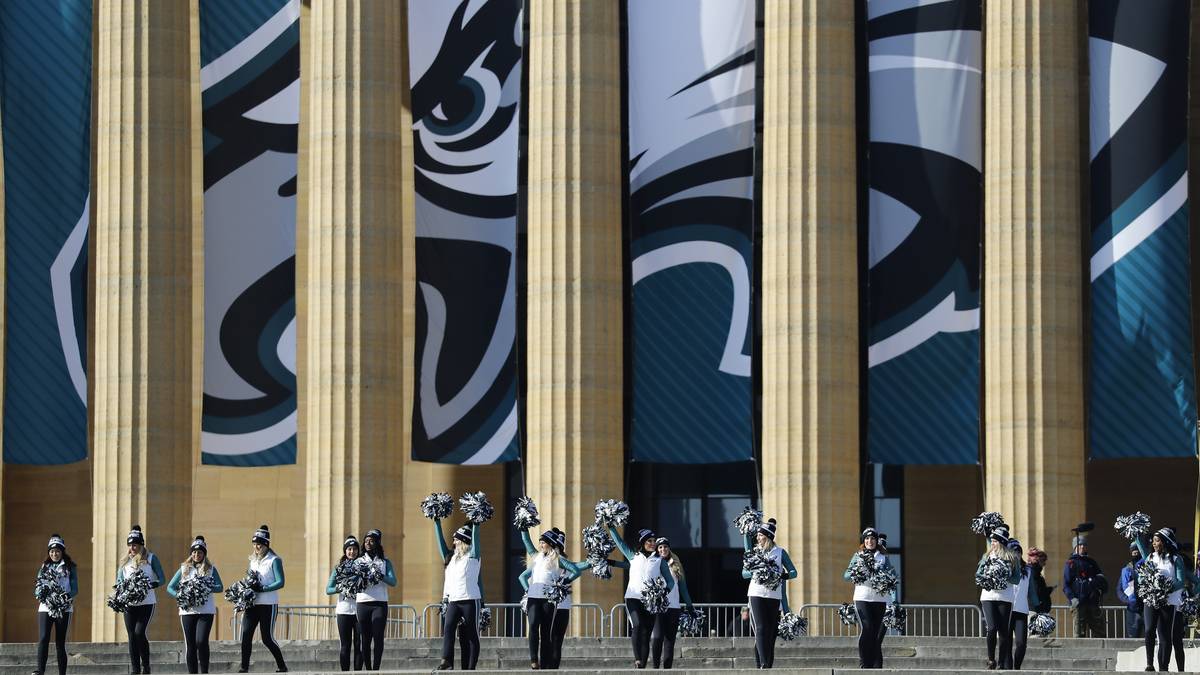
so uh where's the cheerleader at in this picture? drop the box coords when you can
[118,526,165,675]
[356,529,397,670]
[518,526,581,669]
[607,525,675,669]
[34,534,77,675]
[742,518,797,670]
[1005,539,1038,671]
[238,525,287,673]
[433,518,483,671]
[651,537,693,670]
[977,525,1021,670]
[166,536,224,674]
[1135,528,1185,672]
[324,535,362,671]
[843,527,894,669]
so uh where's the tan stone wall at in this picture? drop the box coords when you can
[902,465,983,605]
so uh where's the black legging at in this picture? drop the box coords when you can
[749,596,781,669]
[180,614,214,674]
[1172,606,1186,671]
[336,614,362,671]
[441,600,480,670]
[1010,611,1027,670]
[548,607,570,669]
[526,598,555,666]
[625,598,653,666]
[239,604,286,671]
[356,601,387,669]
[1145,605,1178,670]
[981,600,1013,669]
[36,612,70,675]
[123,604,154,672]
[651,607,682,669]
[856,601,886,668]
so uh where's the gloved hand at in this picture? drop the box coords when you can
[1069,597,1079,609]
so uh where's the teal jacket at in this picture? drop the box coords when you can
[606,525,675,593]
[116,553,167,588]
[743,533,798,612]
[36,563,79,600]
[166,566,225,597]
[1134,538,1187,593]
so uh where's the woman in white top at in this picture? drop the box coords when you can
[1135,528,1186,672]
[166,536,224,674]
[518,526,580,669]
[651,537,694,670]
[117,526,165,675]
[238,525,287,674]
[325,535,362,672]
[1004,539,1038,671]
[34,534,78,675]
[976,525,1022,670]
[356,529,397,670]
[608,525,675,669]
[741,518,798,670]
[433,518,483,671]
[843,527,895,669]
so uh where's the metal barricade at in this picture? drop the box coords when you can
[421,602,606,639]
[232,604,420,640]
[797,603,984,637]
[1045,605,1128,639]
[609,603,751,638]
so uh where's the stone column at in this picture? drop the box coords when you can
[524,0,624,615]
[301,0,407,605]
[90,0,198,641]
[983,1,1085,569]
[760,0,860,608]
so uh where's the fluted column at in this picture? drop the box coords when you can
[302,1,407,606]
[983,1,1085,569]
[90,0,197,641]
[525,0,624,615]
[760,0,860,608]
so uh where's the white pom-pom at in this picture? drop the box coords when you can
[594,499,630,528]
[514,496,541,530]
[545,575,573,608]
[1138,562,1175,609]
[970,511,1006,536]
[733,506,763,535]
[421,492,454,520]
[106,569,151,613]
[743,550,782,590]
[975,557,1012,592]
[222,570,260,612]
[778,612,808,640]
[838,603,859,626]
[641,577,669,614]
[1028,612,1056,637]
[882,604,906,633]
[678,607,708,637]
[459,491,495,524]
[1114,512,1152,541]
[176,574,215,612]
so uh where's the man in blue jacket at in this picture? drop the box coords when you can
[1063,534,1108,637]
[1116,540,1144,638]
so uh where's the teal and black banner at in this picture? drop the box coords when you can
[626,0,756,463]
[200,0,298,466]
[865,0,982,465]
[407,0,522,464]
[0,1,90,464]
[1088,0,1196,458]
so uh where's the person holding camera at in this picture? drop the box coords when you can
[1062,530,1108,638]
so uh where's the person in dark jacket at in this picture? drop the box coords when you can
[1026,548,1054,614]
[1116,540,1145,639]
[1062,535,1108,637]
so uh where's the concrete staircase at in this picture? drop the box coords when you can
[3,635,1150,673]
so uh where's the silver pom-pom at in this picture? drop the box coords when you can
[176,574,215,612]
[420,492,454,520]
[106,569,151,613]
[778,612,808,640]
[333,560,363,595]
[1114,512,1152,541]
[975,557,1012,592]
[438,595,450,619]
[459,491,495,524]
[1137,562,1175,609]
[678,607,708,637]
[869,568,899,597]
[344,558,383,592]
[743,550,782,590]
[641,577,670,614]
[479,606,492,632]
[970,511,1006,536]
[733,506,763,536]
[34,566,71,619]
[847,552,874,584]
[1181,594,1199,619]
[545,575,573,608]
[589,557,612,580]
[594,499,630,528]
[514,496,541,530]
[838,602,859,626]
[882,604,906,633]
[1028,612,1056,637]
[222,570,260,612]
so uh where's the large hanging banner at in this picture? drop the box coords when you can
[0,1,90,464]
[626,0,755,463]
[1089,0,1195,459]
[407,0,521,464]
[200,0,299,466]
[866,0,981,465]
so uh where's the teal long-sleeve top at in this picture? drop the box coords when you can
[260,558,285,593]
[1134,538,1187,592]
[742,533,798,612]
[36,564,79,600]
[166,566,225,597]
[116,553,167,589]
[325,568,341,596]
[606,525,675,593]
[976,552,1024,587]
